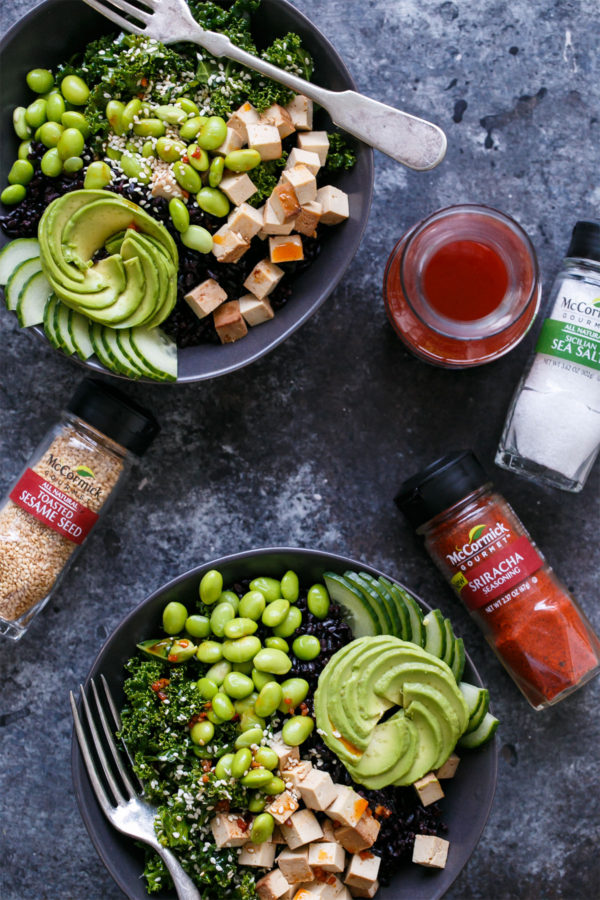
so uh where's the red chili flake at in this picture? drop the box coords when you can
[151,678,170,693]
[202,774,210,783]
[181,155,189,163]
[313,867,326,882]
[140,76,148,86]
[215,799,230,812]
[299,702,309,716]
[127,222,140,231]
[237,818,250,832]
[284,697,293,704]
[201,759,213,772]
[251,761,261,768]
[204,701,212,710]
[284,818,293,827]
[374,805,392,819]
[157,691,168,701]
[191,147,202,159]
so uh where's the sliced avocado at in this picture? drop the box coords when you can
[351,710,409,777]
[344,571,392,633]
[140,233,178,328]
[359,572,402,636]
[394,698,443,786]
[347,712,419,789]
[111,233,159,327]
[402,682,461,770]
[54,254,127,311]
[379,577,411,641]
[375,660,469,736]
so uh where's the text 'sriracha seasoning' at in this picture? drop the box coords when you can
[396,451,600,710]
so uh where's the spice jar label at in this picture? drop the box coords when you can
[454,534,544,611]
[9,468,99,545]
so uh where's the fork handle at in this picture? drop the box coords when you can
[155,845,202,900]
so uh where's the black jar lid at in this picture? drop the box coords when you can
[395,450,489,529]
[566,220,600,264]
[67,378,160,456]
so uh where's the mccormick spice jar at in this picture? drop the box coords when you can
[396,451,600,709]
[0,378,159,640]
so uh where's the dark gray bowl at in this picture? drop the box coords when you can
[0,0,373,383]
[71,547,498,900]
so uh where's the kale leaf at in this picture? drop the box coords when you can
[325,132,357,172]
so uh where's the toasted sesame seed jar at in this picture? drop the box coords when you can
[0,379,159,640]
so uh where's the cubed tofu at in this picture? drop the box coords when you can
[281,165,317,205]
[299,768,338,812]
[317,818,338,843]
[316,186,349,225]
[335,812,380,854]
[210,813,250,848]
[262,197,296,236]
[349,881,379,899]
[239,293,275,327]
[435,753,460,780]
[297,131,330,166]
[244,258,284,299]
[261,103,295,138]
[238,841,277,868]
[277,847,315,884]
[326,786,368,828]
[307,877,345,899]
[272,826,286,844]
[211,225,251,264]
[184,278,227,319]
[227,101,260,143]
[270,734,300,770]
[282,759,313,791]
[344,852,381,891]
[215,126,243,156]
[294,201,322,237]
[286,94,313,130]
[270,182,301,220]
[227,202,264,240]
[266,789,301,825]
[412,834,450,869]
[150,160,186,199]
[247,123,282,160]
[256,868,292,900]
[308,842,345,873]
[285,147,321,176]
[292,891,320,900]
[283,809,324,849]
[269,235,304,264]
[413,772,444,807]
[220,173,257,205]
[213,300,248,344]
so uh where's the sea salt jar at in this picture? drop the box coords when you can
[496,221,600,491]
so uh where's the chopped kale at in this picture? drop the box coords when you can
[246,153,288,206]
[325,132,357,172]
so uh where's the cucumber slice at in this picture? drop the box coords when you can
[423,609,446,659]
[451,637,466,683]
[459,682,490,733]
[458,711,498,749]
[53,300,76,355]
[17,271,52,328]
[90,323,121,375]
[43,295,61,348]
[323,572,379,637]
[0,237,40,285]
[101,327,146,378]
[5,257,42,310]
[379,578,411,641]
[442,618,455,669]
[360,573,402,637]
[395,584,425,647]
[344,572,393,634]
[129,326,177,381]
[69,310,94,360]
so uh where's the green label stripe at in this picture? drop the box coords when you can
[536,319,600,372]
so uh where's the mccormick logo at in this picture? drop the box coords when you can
[445,521,510,565]
[46,454,102,498]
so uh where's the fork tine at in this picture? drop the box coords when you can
[80,0,144,35]
[70,691,114,819]
[101,0,152,24]
[79,683,127,805]
[100,674,144,793]
[91,679,139,798]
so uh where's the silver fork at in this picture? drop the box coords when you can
[70,676,201,900]
[80,0,447,170]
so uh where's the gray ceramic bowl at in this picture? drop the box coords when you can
[71,547,497,900]
[0,0,373,383]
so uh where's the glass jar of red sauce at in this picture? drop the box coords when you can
[383,205,541,368]
[396,450,600,710]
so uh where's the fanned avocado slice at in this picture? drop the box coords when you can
[113,233,160,328]
[375,660,469,735]
[394,698,443,786]
[402,682,462,769]
[55,255,127,311]
[80,257,145,324]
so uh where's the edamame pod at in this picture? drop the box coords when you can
[84,161,112,189]
[185,614,210,638]
[8,160,34,186]
[222,635,262,663]
[26,68,54,94]
[191,720,214,746]
[167,638,197,663]
[162,601,188,634]
[224,617,258,640]
[255,682,283,717]
[273,606,302,638]
[231,747,252,778]
[250,812,275,843]
[250,577,282,602]
[224,149,261,172]
[222,671,255,699]
[181,225,213,254]
[239,591,266,620]
[215,753,235,779]
[210,602,236,638]
[282,714,314,746]
[60,75,90,105]
[212,692,235,720]
[261,599,290,629]
[253,648,292,675]
[199,569,223,605]
[280,570,300,603]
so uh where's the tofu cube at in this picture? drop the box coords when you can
[211,225,250,264]
[220,173,257,206]
[316,186,349,225]
[317,818,338,843]
[413,772,444,807]
[286,94,313,131]
[298,768,338,812]
[270,734,300,770]
[344,852,381,891]
[306,877,345,899]
[348,881,379,899]
[238,841,277,868]
[213,300,248,344]
[227,202,264,240]
[272,825,286,844]
[335,812,380,854]
[256,868,292,900]
[326,786,368,828]
[308,842,345,873]
[215,126,243,156]
[292,891,319,900]
[210,813,250,848]
[277,847,315,884]
[150,161,185,199]
[282,759,313,791]
[184,278,227,319]
[244,258,284,299]
[285,147,321,176]
[294,201,322,237]
[269,235,304,264]
[270,182,301,220]
[261,103,295,138]
[239,293,274,327]
[435,753,460,780]
[412,834,450,869]
[281,165,317,205]
[227,101,260,143]
[283,809,324,849]
[247,123,282,160]
[262,197,296,236]
[266,789,300,825]
[297,131,330,166]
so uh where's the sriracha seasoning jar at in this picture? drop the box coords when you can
[383,205,541,367]
[396,451,600,709]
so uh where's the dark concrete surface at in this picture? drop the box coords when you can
[1,1,599,898]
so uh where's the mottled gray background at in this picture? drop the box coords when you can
[1,0,599,898]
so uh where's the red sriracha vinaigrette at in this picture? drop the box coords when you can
[396,451,600,710]
[383,205,541,368]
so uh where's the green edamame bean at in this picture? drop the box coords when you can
[263,776,285,796]
[252,668,276,691]
[84,161,112,189]
[156,136,186,162]
[167,638,197,662]
[261,599,290,629]
[18,141,32,161]
[185,614,210,638]
[25,98,47,129]
[248,793,266,813]
[265,637,289,652]
[199,569,223,605]
[307,584,330,619]
[224,149,261,172]
[105,100,126,135]
[173,161,202,193]
[181,225,214,253]
[219,591,240,613]
[233,659,254,675]
[206,708,226,725]
[191,720,215,746]
[197,116,228,150]
[186,144,209,172]
[205,660,232,685]
[105,146,122,161]
[13,108,32,140]
[224,617,258,640]
[240,712,265,732]
[162,600,188,634]
[250,812,275,843]
[8,160,34,187]
[197,677,219,700]
[223,671,255,699]
[254,747,279,770]
[212,692,235,721]
[208,155,224,187]
[222,635,261,663]
[154,104,187,125]
[253,648,292,675]
[120,154,151,184]
[133,118,166,138]
[179,115,207,141]
[210,602,236,638]
[282,715,314,746]
[234,692,259,715]
[235,727,264,749]
[141,140,155,158]
[239,591,266,621]
[240,767,272,788]
[279,678,310,710]
[280,570,300,603]
[231,747,252,778]
[40,148,62,177]
[273,606,303,638]
[250,577,282,603]
[63,156,84,174]
[121,98,142,131]
[255,682,283,718]
[292,635,321,661]
[26,68,54,94]
[196,640,223,664]
[215,752,235,779]
[1,185,26,205]
[38,120,63,148]
[60,74,90,106]
[61,110,90,137]
[177,97,199,116]
[45,92,66,123]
